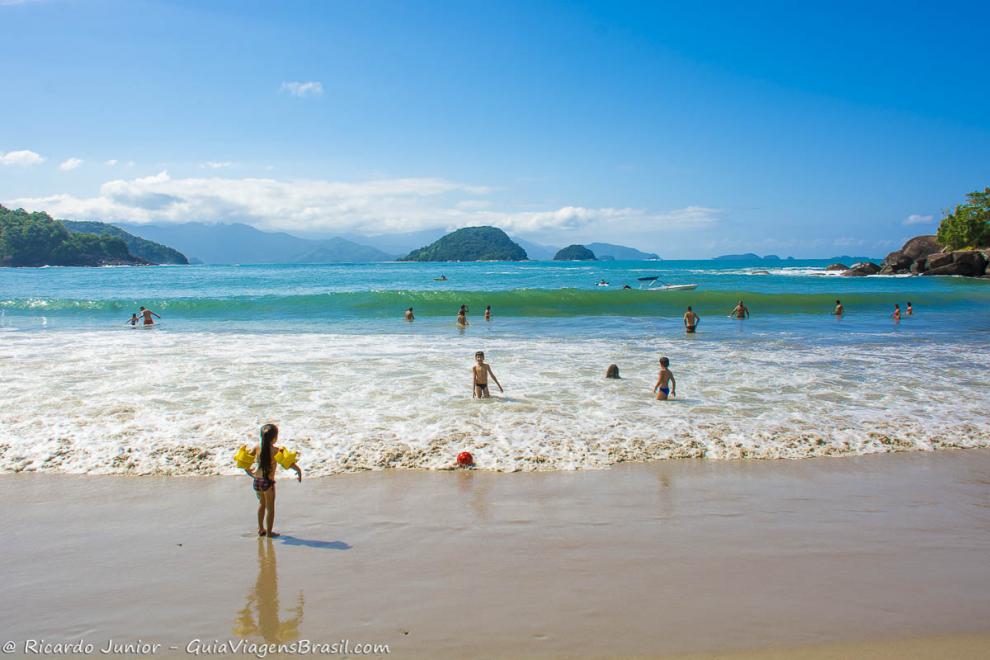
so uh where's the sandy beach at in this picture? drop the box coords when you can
[3,450,990,658]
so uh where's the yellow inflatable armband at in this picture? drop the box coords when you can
[234,445,255,470]
[275,448,298,469]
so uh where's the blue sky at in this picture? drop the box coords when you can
[1,0,988,257]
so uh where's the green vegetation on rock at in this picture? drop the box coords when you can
[553,244,597,260]
[62,220,188,264]
[401,226,527,261]
[937,187,990,250]
[0,206,145,267]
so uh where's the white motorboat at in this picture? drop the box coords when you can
[637,276,698,291]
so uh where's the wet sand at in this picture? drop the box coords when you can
[3,450,990,658]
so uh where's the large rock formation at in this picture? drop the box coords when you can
[878,235,988,278]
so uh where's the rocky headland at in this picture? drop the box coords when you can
[833,235,989,278]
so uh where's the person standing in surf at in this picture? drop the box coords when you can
[472,351,503,398]
[138,306,161,326]
[834,300,844,317]
[683,306,700,333]
[729,300,749,319]
[405,307,415,321]
[484,305,492,322]
[654,356,676,401]
[243,423,302,537]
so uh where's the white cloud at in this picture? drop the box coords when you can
[105,159,118,166]
[280,81,324,98]
[903,213,934,226]
[5,173,720,243]
[58,157,83,171]
[201,161,232,169]
[0,149,45,166]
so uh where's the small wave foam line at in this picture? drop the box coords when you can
[2,288,987,319]
[2,331,989,475]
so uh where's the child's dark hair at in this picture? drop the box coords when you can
[659,356,670,367]
[687,306,692,311]
[259,423,278,480]
[605,364,620,379]
[475,351,484,358]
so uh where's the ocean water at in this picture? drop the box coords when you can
[2,260,989,475]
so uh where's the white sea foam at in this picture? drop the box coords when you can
[1,330,988,475]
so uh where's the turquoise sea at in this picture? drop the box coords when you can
[1,260,989,475]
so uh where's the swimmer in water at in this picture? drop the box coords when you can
[907,301,913,316]
[405,307,414,321]
[484,305,491,321]
[653,356,676,401]
[605,364,620,379]
[472,351,503,398]
[834,299,844,317]
[729,300,749,319]
[127,313,139,326]
[138,306,161,326]
[457,309,469,327]
[683,306,700,333]
[893,303,901,321]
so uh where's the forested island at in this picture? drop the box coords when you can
[401,226,528,261]
[0,205,187,267]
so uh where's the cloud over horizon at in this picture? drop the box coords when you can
[0,149,45,166]
[5,172,717,245]
[58,157,83,171]
[280,81,324,98]
[903,213,935,226]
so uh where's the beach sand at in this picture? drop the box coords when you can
[3,450,990,658]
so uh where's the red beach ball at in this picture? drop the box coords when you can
[456,451,474,467]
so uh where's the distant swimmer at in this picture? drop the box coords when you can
[138,306,161,326]
[457,309,469,327]
[893,303,901,321]
[127,313,139,327]
[435,274,448,281]
[622,284,632,289]
[907,301,913,316]
[597,279,610,287]
[683,306,700,333]
[484,305,492,321]
[472,351,503,398]
[405,307,415,321]
[605,364,620,379]
[834,299,844,317]
[653,356,676,401]
[729,300,749,319]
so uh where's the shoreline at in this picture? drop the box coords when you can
[4,450,990,657]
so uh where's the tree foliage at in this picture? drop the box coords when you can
[0,205,142,267]
[936,187,990,250]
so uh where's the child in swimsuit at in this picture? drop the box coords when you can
[654,356,676,401]
[127,314,139,326]
[472,351,503,398]
[907,302,913,316]
[893,304,901,321]
[243,423,302,537]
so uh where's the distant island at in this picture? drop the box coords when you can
[584,243,659,260]
[713,253,796,261]
[553,244,597,261]
[0,205,181,267]
[401,226,528,262]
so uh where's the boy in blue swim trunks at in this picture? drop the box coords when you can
[654,356,676,401]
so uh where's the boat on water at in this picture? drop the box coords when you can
[637,276,698,291]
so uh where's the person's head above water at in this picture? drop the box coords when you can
[687,306,693,312]
[139,306,146,311]
[659,356,670,368]
[605,364,620,379]
[475,351,485,363]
